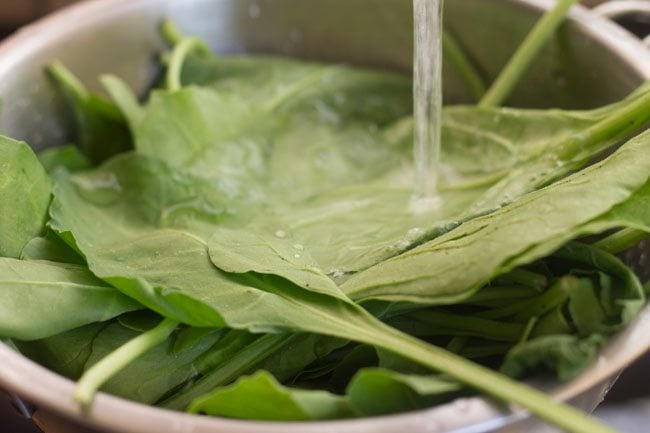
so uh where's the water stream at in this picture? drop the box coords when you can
[412,0,443,211]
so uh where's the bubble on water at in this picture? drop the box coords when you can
[406,227,425,239]
[72,171,122,205]
[409,195,441,214]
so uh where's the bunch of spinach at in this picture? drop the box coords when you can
[2,2,650,432]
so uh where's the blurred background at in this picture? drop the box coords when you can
[0,0,647,432]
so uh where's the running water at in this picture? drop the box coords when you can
[411,0,443,212]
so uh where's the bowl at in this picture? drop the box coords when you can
[0,0,649,432]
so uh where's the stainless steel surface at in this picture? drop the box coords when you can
[593,0,650,47]
[0,0,649,432]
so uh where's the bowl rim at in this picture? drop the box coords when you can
[0,0,649,432]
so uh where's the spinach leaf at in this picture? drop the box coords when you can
[346,368,461,416]
[0,259,140,340]
[259,334,347,383]
[133,87,280,190]
[342,129,650,304]
[49,149,628,433]
[501,334,604,381]
[162,331,346,409]
[188,370,355,420]
[47,62,132,164]
[100,75,144,131]
[80,321,222,404]
[20,230,85,264]
[37,145,91,174]
[13,322,107,379]
[0,136,51,258]
[177,54,412,125]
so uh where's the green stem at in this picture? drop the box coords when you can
[161,20,185,46]
[161,333,295,410]
[593,228,649,255]
[193,330,258,373]
[442,31,486,101]
[479,276,576,321]
[263,68,332,112]
[166,37,211,92]
[557,89,650,160]
[364,321,618,433]
[74,318,178,409]
[519,317,539,344]
[497,268,548,291]
[408,310,526,342]
[460,343,513,359]
[47,61,89,102]
[462,286,540,307]
[446,335,468,353]
[479,0,578,108]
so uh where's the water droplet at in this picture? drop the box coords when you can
[294,253,301,259]
[293,243,304,251]
[72,171,122,205]
[275,230,286,238]
[248,3,261,18]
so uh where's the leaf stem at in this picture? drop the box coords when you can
[462,286,540,306]
[365,322,618,433]
[479,276,576,321]
[166,37,211,92]
[593,228,649,255]
[556,89,650,160]
[161,333,295,410]
[193,330,258,373]
[408,310,526,342]
[74,318,178,409]
[479,0,578,108]
[161,20,185,46]
[442,31,486,101]
[47,61,89,102]
[446,335,468,353]
[497,268,548,291]
[263,68,332,112]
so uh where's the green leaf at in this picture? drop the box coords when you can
[342,129,650,304]
[0,259,140,340]
[134,87,280,185]
[346,368,461,416]
[80,321,221,404]
[208,226,344,300]
[47,62,132,164]
[38,145,91,174]
[178,54,412,124]
[188,370,355,420]
[553,242,645,332]
[48,154,388,338]
[501,334,604,381]
[0,136,51,258]
[13,322,107,379]
[100,75,144,130]
[259,333,346,383]
[20,231,85,265]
